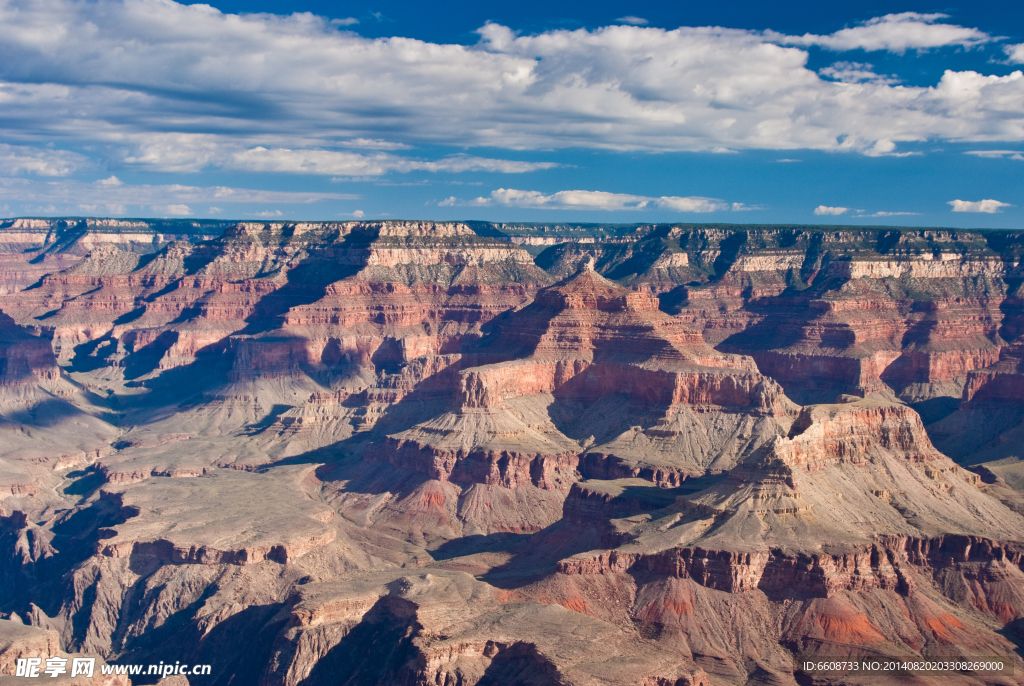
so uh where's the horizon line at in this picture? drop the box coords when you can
[1,216,1021,233]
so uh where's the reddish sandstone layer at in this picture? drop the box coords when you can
[369,438,579,490]
[781,400,946,468]
[558,535,1023,610]
[733,290,1004,402]
[964,341,1024,404]
[459,361,770,411]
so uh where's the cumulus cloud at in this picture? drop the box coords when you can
[774,13,992,53]
[948,199,1011,213]
[0,0,1019,168]
[616,16,648,26]
[472,188,741,212]
[0,144,87,176]
[814,205,849,215]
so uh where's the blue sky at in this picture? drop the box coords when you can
[0,0,1022,227]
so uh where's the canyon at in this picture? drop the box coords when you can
[1,217,1024,685]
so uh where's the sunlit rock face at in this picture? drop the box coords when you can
[2,219,1024,685]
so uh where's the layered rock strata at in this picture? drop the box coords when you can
[368,265,795,506]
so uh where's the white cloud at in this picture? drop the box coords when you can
[342,138,411,150]
[861,211,919,216]
[125,142,557,176]
[123,134,222,172]
[200,186,357,203]
[965,150,1024,160]
[208,206,223,214]
[0,177,356,215]
[473,188,739,212]
[231,147,394,175]
[352,209,364,218]
[819,62,898,85]
[154,204,192,215]
[860,138,919,157]
[814,205,849,215]
[948,199,1011,213]
[657,196,734,212]
[1005,44,1024,64]
[96,175,123,186]
[418,155,559,174]
[252,209,282,217]
[331,17,358,27]
[0,1,1019,166]
[0,144,87,176]
[774,13,991,53]
[616,16,648,26]
[438,196,457,206]
[777,158,801,162]
[79,203,126,214]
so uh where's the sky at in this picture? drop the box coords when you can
[0,0,1022,227]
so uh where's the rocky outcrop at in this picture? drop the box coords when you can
[562,478,680,524]
[265,571,710,686]
[0,312,60,387]
[964,340,1024,404]
[459,360,778,412]
[372,439,579,491]
[558,534,1024,620]
[95,468,337,566]
[781,399,946,468]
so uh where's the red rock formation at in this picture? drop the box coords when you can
[964,340,1024,404]
[368,265,790,500]
[0,312,60,387]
